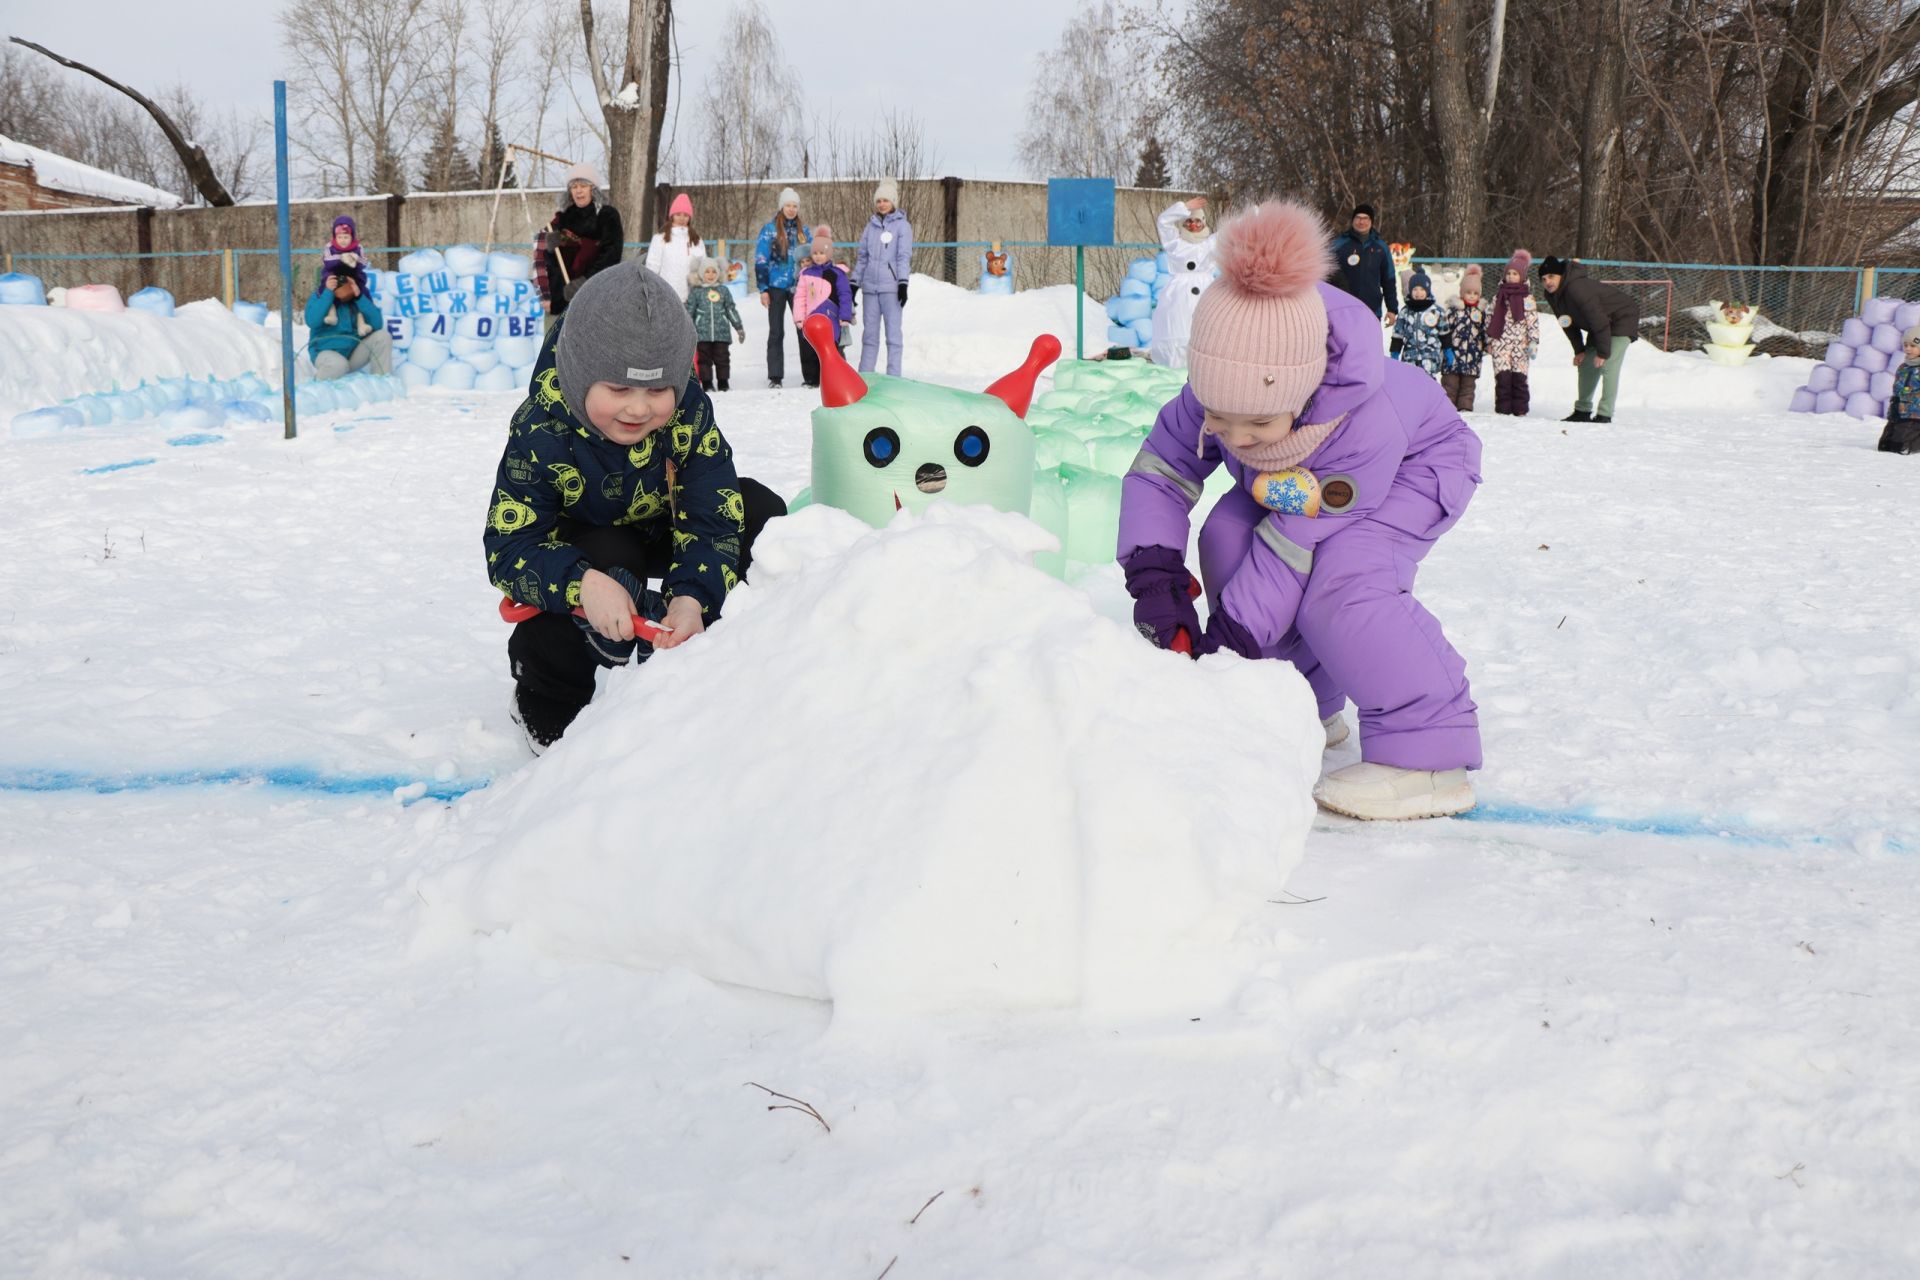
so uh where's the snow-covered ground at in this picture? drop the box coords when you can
[3,282,1918,1277]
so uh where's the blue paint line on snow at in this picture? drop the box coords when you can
[352,415,393,423]
[166,432,226,447]
[334,424,357,433]
[78,458,159,475]
[0,765,489,805]
[1458,802,1914,854]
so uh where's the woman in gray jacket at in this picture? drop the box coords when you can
[854,178,914,376]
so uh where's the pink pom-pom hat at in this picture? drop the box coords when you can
[1186,200,1334,419]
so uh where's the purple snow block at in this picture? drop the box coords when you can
[1845,391,1881,419]
[1807,364,1839,392]
[1872,323,1904,354]
[1824,341,1855,368]
[1871,371,1896,401]
[1863,297,1901,327]
[1789,387,1818,412]
[1841,318,1872,347]
[1837,367,1870,396]
[1897,302,1920,331]
[1814,389,1846,414]
[1853,344,1890,373]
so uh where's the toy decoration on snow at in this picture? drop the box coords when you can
[978,241,1014,296]
[788,312,1198,576]
[1702,298,1758,366]
[1149,198,1217,367]
[792,313,1054,526]
[362,244,545,392]
[1788,295,1919,418]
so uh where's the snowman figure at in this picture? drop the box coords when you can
[1149,197,1216,368]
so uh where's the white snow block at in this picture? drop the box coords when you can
[427,506,1322,1021]
[495,334,541,368]
[398,362,433,390]
[444,244,488,276]
[488,251,533,280]
[474,362,520,391]
[407,337,451,371]
[10,406,84,437]
[431,359,477,389]
[397,248,445,276]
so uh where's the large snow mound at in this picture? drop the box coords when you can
[0,299,279,420]
[426,504,1320,1018]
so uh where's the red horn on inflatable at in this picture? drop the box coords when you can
[802,314,868,408]
[983,334,1062,418]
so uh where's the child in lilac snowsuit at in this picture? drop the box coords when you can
[1117,201,1483,820]
[1391,267,1446,378]
[854,178,913,376]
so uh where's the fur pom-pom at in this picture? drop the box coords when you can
[1212,201,1332,298]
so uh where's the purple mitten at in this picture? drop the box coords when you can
[1192,608,1263,660]
[1122,545,1200,650]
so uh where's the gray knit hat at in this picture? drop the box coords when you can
[874,177,900,206]
[556,261,696,416]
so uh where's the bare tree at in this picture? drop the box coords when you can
[694,1,800,237]
[8,37,235,205]
[577,0,672,219]
[1016,2,1142,179]
[280,0,429,194]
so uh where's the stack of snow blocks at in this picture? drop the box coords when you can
[365,245,546,393]
[1789,296,1919,419]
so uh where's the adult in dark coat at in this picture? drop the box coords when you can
[1539,257,1640,422]
[542,162,624,323]
[1329,203,1399,325]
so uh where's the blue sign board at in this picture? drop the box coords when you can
[1047,178,1116,247]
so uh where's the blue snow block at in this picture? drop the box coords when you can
[221,398,275,423]
[68,395,114,426]
[1154,252,1169,274]
[432,360,478,390]
[474,362,520,391]
[127,286,176,317]
[11,406,83,437]
[1127,259,1158,284]
[978,275,1014,296]
[0,272,49,306]
[232,299,269,325]
[397,248,445,276]
[1106,323,1138,348]
[1109,296,1152,324]
[1129,317,1154,344]
[1119,278,1151,299]
[159,404,225,431]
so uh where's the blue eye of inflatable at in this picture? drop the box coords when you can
[863,426,900,468]
[954,425,990,467]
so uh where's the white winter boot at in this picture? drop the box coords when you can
[1313,762,1475,820]
[1322,713,1350,749]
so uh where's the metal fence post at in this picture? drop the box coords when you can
[275,81,297,441]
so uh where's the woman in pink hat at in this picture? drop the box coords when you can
[1117,199,1485,820]
[644,192,703,302]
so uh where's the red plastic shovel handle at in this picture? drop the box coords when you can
[1169,574,1202,655]
[498,596,674,644]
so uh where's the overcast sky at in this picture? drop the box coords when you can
[6,0,1171,182]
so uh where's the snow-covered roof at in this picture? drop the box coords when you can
[0,132,184,209]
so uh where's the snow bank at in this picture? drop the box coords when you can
[427,504,1320,1019]
[889,275,1109,383]
[0,299,279,420]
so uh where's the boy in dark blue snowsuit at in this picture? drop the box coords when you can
[485,261,786,751]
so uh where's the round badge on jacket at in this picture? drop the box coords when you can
[707,289,721,301]
[1559,314,1573,327]
[1347,254,1360,266]
[881,232,893,245]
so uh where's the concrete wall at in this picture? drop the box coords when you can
[0,179,1200,304]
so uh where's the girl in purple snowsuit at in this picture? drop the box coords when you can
[1118,201,1484,820]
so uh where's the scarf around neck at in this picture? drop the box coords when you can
[1207,413,1347,471]
[1488,279,1529,339]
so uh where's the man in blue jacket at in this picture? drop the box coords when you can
[1330,203,1398,327]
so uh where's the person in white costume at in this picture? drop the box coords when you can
[1149,197,1216,367]
[643,192,703,302]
